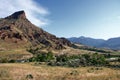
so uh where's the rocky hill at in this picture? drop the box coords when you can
[0,11,71,50]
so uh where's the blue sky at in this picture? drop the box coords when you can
[0,0,120,39]
[36,0,120,40]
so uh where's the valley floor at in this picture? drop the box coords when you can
[0,63,120,80]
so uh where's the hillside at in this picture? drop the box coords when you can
[0,11,71,50]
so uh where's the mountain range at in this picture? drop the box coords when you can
[1,10,120,53]
[68,36,120,50]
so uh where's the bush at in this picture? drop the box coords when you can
[48,53,108,67]
[27,47,39,54]
[26,74,33,79]
[28,48,109,67]
[69,70,79,75]
[8,59,15,63]
[118,57,120,62]
[29,52,55,62]
[0,58,9,63]
[56,54,69,62]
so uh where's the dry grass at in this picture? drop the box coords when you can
[52,47,97,55]
[0,49,32,60]
[0,63,120,80]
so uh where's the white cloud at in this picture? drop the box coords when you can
[0,0,49,27]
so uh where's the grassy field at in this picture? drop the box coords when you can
[0,44,120,80]
[0,49,32,60]
[0,63,120,80]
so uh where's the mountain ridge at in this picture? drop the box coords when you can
[68,36,120,49]
[68,36,105,47]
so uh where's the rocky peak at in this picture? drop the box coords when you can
[5,10,26,19]
[0,11,72,50]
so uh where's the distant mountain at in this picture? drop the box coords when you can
[98,37,120,49]
[68,36,105,47]
[68,36,120,50]
[0,11,71,50]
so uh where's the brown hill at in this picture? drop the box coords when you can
[0,11,71,50]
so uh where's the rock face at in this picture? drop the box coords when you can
[5,11,26,19]
[0,11,71,49]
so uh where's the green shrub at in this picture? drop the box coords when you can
[48,53,108,67]
[56,54,69,62]
[29,52,55,62]
[28,48,109,67]
[8,59,15,63]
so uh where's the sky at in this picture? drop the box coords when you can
[0,0,120,40]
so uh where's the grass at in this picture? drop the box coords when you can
[0,63,120,80]
[0,49,32,60]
